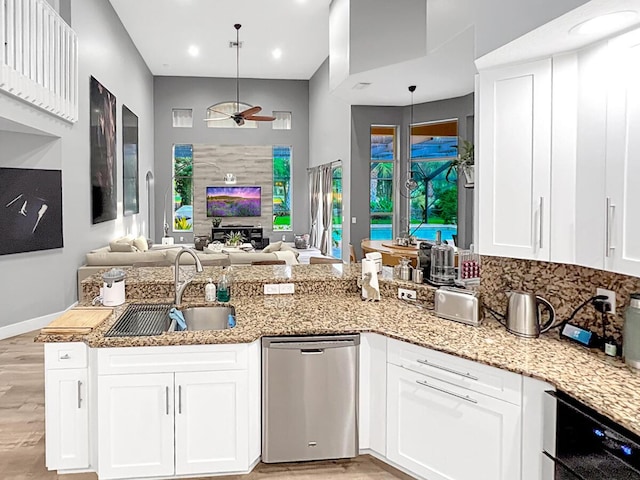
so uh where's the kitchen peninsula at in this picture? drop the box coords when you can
[37,264,640,480]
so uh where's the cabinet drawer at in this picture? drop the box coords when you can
[97,344,248,375]
[45,343,88,369]
[387,338,522,405]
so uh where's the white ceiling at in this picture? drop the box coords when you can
[108,0,331,80]
[108,0,640,106]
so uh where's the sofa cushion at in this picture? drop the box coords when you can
[164,249,228,265]
[85,249,167,266]
[132,236,149,252]
[262,241,300,259]
[109,236,136,252]
[227,252,279,265]
[273,250,299,265]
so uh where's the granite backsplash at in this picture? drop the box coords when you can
[479,256,640,343]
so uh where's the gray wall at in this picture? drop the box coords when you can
[0,0,154,330]
[309,58,351,260]
[153,76,309,244]
[350,93,474,258]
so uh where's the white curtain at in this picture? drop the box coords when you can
[319,164,333,255]
[309,167,322,248]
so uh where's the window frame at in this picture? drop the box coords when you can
[370,125,398,241]
[171,144,194,233]
[273,145,292,232]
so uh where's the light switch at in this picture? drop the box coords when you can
[352,217,357,224]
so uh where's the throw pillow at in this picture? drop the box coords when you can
[279,242,300,259]
[109,237,136,252]
[133,235,149,252]
[262,241,283,253]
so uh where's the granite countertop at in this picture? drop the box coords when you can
[36,292,640,437]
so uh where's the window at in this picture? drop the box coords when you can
[332,165,343,259]
[172,144,193,232]
[273,145,292,231]
[409,120,458,243]
[272,111,292,130]
[206,102,257,128]
[370,126,396,240]
[172,109,193,128]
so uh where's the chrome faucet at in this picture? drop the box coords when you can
[174,247,204,306]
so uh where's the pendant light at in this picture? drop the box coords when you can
[405,85,418,192]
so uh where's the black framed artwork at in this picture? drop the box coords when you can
[90,76,117,224]
[0,167,63,255]
[122,105,139,216]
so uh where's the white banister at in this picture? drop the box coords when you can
[0,0,78,122]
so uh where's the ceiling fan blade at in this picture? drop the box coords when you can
[204,117,231,121]
[245,115,276,122]
[239,105,262,117]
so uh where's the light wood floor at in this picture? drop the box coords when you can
[0,331,411,480]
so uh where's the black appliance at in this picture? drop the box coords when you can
[417,241,434,281]
[544,390,640,479]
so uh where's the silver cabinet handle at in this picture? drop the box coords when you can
[606,197,616,257]
[77,380,82,408]
[416,379,478,404]
[60,354,70,360]
[165,386,170,415]
[539,196,544,249]
[416,358,478,380]
[178,385,182,414]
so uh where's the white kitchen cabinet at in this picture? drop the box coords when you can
[358,333,387,456]
[45,368,89,471]
[174,370,249,475]
[387,364,522,480]
[98,373,175,480]
[478,58,552,261]
[604,31,640,277]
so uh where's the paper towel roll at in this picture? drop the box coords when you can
[361,259,380,301]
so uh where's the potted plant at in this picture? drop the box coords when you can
[225,230,245,247]
[445,139,474,187]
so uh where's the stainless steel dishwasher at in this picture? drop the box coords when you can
[262,334,359,463]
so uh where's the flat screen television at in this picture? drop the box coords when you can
[206,186,262,217]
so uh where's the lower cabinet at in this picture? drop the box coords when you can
[386,364,522,480]
[98,370,248,480]
[45,368,89,471]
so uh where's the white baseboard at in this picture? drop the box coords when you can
[0,302,78,340]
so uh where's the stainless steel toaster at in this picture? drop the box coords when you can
[434,286,482,326]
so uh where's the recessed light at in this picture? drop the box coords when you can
[188,45,199,57]
[272,48,282,59]
[570,11,638,35]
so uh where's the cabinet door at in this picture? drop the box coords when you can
[98,373,174,479]
[478,59,552,260]
[605,32,640,277]
[45,369,89,470]
[174,370,248,475]
[387,364,521,480]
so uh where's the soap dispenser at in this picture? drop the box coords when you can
[217,268,231,302]
[205,278,216,302]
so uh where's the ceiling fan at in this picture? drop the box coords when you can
[204,24,275,126]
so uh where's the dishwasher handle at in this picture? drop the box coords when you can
[263,335,360,350]
[301,348,324,355]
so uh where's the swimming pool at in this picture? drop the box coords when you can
[370,225,457,242]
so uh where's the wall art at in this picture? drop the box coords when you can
[90,76,117,224]
[122,104,139,216]
[0,168,63,255]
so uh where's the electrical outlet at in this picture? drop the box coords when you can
[264,284,279,295]
[596,288,616,313]
[398,288,417,301]
[280,283,295,294]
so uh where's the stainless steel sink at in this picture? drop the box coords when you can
[170,305,236,332]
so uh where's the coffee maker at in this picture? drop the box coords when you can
[417,241,434,282]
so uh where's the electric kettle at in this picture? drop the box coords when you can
[505,291,557,338]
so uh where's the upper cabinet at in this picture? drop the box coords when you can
[477,59,552,261]
[477,26,640,278]
[604,31,640,277]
